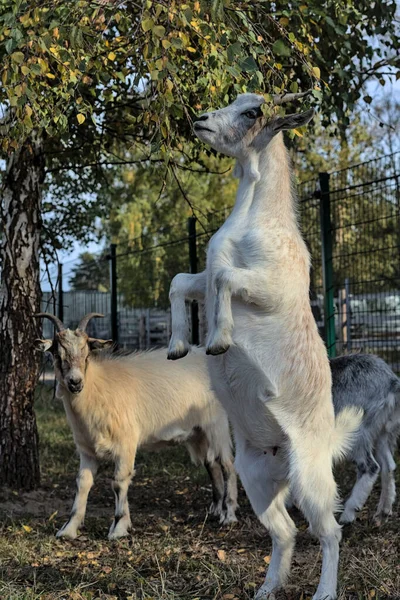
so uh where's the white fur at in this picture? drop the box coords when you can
[168,94,362,600]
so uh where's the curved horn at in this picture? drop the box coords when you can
[78,313,105,332]
[34,312,65,332]
[272,89,313,106]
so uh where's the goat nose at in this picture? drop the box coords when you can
[69,377,81,385]
[194,114,209,123]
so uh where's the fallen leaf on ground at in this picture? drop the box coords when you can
[263,555,271,564]
[217,549,226,562]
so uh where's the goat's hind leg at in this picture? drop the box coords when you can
[292,447,342,600]
[168,271,206,360]
[374,432,397,524]
[57,452,98,539]
[235,441,296,598]
[340,442,380,525]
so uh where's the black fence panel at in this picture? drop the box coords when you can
[40,152,400,371]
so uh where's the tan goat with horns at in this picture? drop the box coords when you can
[34,312,237,539]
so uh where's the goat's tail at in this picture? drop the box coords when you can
[332,406,364,462]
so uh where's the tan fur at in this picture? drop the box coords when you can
[36,330,237,539]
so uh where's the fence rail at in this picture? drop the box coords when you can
[41,152,400,372]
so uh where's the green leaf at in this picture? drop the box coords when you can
[142,18,154,32]
[5,38,16,54]
[272,40,291,57]
[11,52,25,64]
[239,56,258,72]
[170,37,183,49]
[30,64,42,75]
[153,25,165,37]
[312,89,323,101]
[227,41,242,63]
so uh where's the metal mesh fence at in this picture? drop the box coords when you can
[41,152,400,370]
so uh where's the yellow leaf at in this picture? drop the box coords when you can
[293,128,303,137]
[217,549,226,562]
[279,17,289,26]
[108,52,116,60]
[263,555,271,564]
[48,510,58,522]
[187,47,196,53]
[77,113,85,124]
[25,105,32,117]
[45,72,55,79]
[369,591,376,599]
[19,13,31,26]
[299,5,307,11]
[53,27,59,38]
[22,525,32,533]
[162,39,171,49]
[312,66,320,79]
[21,66,30,75]
[37,58,48,73]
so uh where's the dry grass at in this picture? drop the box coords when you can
[0,386,399,600]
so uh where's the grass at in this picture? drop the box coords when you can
[0,386,399,600]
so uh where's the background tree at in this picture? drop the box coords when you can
[69,252,110,292]
[0,0,398,489]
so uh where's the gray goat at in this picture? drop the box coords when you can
[331,354,400,524]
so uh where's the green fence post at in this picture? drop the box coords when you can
[319,172,336,358]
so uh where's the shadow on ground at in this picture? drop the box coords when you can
[0,390,399,600]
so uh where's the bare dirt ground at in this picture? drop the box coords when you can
[0,390,399,600]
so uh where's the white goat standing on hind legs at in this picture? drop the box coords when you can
[168,92,363,600]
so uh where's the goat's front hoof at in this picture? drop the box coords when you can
[108,517,131,540]
[254,585,277,600]
[167,337,189,360]
[206,344,230,356]
[209,500,223,518]
[219,510,238,526]
[373,510,391,527]
[56,522,79,540]
[205,330,232,356]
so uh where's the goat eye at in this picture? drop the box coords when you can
[243,109,258,119]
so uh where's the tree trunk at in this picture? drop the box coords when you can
[0,137,45,490]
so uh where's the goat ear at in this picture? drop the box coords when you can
[88,338,114,351]
[34,339,53,352]
[272,108,314,132]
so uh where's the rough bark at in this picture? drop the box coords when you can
[0,137,45,489]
